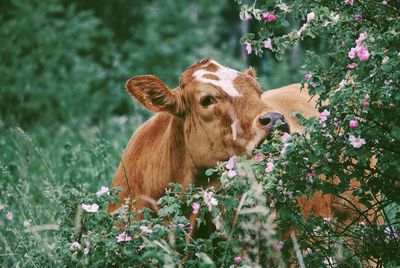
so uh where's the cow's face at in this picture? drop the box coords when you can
[126,58,289,167]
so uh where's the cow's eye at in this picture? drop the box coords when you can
[200,95,215,107]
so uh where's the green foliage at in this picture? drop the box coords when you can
[0,0,124,126]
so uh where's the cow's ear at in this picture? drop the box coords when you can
[125,75,182,115]
[244,67,257,78]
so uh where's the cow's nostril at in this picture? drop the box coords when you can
[258,116,272,126]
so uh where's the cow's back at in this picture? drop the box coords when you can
[261,84,319,133]
[262,84,381,225]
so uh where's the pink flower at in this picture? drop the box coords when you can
[214,215,222,230]
[254,153,265,162]
[280,143,289,157]
[225,157,235,170]
[263,38,273,51]
[382,56,389,64]
[348,47,357,59]
[395,180,400,188]
[355,14,362,21]
[339,79,348,89]
[307,12,315,22]
[319,109,330,123]
[70,241,81,251]
[116,232,132,243]
[281,132,291,143]
[140,226,153,234]
[96,186,109,196]
[6,211,13,221]
[233,256,241,263]
[203,191,218,212]
[356,32,367,46]
[349,120,358,128]
[261,12,276,23]
[244,42,252,54]
[275,241,285,250]
[265,161,274,173]
[83,240,90,255]
[307,170,316,181]
[243,13,252,21]
[81,203,99,213]
[192,202,200,214]
[362,101,369,107]
[347,62,357,69]
[357,47,370,61]
[304,73,312,80]
[188,224,194,235]
[349,135,366,148]
[227,169,237,178]
[344,0,354,5]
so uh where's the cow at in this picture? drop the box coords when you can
[108,58,380,228]
[108,58,296,214]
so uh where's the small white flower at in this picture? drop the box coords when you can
[281,132,291,143]
[338,79,348,89]
[116,231,132,243]
[140,226,153,234]
[307,12,315,22]
[81,203,99,213]
[214,215,222,230]
[96,186,109,196]
[297,23,308,36]
[331,13,340,23]
[382,56,390,64]
[203,191,218,212]
[265,161,274,173]
[83,240,90,255]
[280,143,289,157]
[349,135,366,148]
[70,241,81,251]
[319,109,330,123]
[227,169,237,178]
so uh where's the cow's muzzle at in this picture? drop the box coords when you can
[258,112,290,134]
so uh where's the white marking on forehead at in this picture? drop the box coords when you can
[192,60,241,97]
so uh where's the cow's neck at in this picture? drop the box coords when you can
[147,113,217,190]
[147,113,197,191]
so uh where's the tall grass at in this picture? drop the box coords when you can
[0,116,143,266]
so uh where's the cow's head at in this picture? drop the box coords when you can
[125,58,289,167]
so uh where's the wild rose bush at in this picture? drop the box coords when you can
[2,0,400,267]
[237,0,400,266]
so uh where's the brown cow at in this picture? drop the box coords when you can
[108,58,380,228]
[108,58,291,214]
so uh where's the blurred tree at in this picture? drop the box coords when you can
[118,0,242,86]
[0,0,123,126]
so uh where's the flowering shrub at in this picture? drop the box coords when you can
[237,0,400,266]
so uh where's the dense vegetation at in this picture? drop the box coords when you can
[1,0,399,267]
